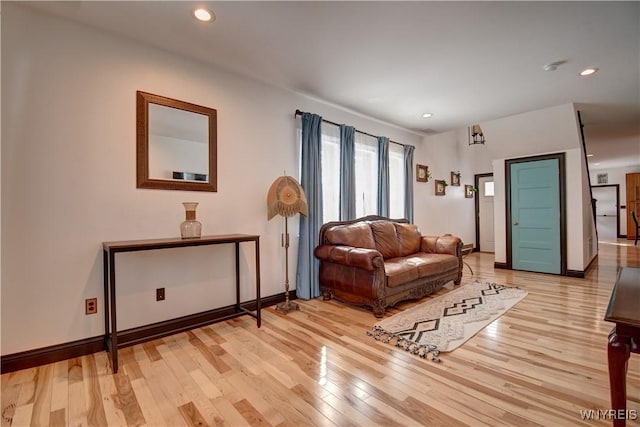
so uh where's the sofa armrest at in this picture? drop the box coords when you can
[314,245,384,271]
[421,234,462,257]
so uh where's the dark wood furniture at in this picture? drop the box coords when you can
[103,234,261,373]
[315,216,462,318]
[604,267,640,427]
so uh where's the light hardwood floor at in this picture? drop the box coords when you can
[2,240,639,426]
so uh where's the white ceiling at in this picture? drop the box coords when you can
[23,1,640,168]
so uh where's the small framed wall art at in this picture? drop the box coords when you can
[451,171,461,186]
[465,185,475,198]
[416,164,430,182]
[597,173,608,184]
[435,179,446,196]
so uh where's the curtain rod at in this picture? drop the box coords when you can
[294,109,408,147]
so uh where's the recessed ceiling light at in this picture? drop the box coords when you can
[193,8,215,22]
[580,68,599,76]
[587,154,594,157]
[422,113,433,118]
[594,162,601,166]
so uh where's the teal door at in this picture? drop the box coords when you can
[510,158,562,274]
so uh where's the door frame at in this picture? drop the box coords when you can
[505,153,567,275]
[591,184,622,238]
[474,173,494,252]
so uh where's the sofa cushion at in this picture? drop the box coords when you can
[371,221,400,259]
[384,258,419,287]
[324,223,376,249]
[395,223,422,256]
[385,253,459,288]
[411,253,460,276]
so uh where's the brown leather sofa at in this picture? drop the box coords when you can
[314,216,462,317]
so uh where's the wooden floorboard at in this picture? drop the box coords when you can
[2,239,639,426]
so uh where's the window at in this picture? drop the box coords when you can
[354,133,378,218]
[484,181,495,197]
[300,119,409,222]
[389,143,405,218]
[320,123,340,222]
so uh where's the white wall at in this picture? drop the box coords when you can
[579,147,598,266]
[413,130,476,244]
[415,103,594,271]
[486,105,595,271]
[590,165,640,236]
[1,4,421,355]
[0,2,3,347]
[471,104,583,173]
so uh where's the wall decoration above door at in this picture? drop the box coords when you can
[597,173,608,184]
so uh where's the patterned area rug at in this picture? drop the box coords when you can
[367,281,528,362]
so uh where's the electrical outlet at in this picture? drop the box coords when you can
[85,298,97,315]
[156,288,165,301]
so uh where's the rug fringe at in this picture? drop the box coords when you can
[367,327,441,362]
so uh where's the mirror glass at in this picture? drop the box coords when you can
[137,91,217,192]
[148,104,209,182]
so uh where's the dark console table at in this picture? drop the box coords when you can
[604,267,639,427]
[103,234,261,373]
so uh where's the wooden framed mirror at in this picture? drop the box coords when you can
[136,91,217,192]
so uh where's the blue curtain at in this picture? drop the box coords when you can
[403,145,415,222]
[296,112,323,300]
[377,136,390,217]
[340,125,356,220]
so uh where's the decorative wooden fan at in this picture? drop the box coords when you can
[267,175,308,314]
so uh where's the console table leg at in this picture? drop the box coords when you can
[103,250,110,350]
[255,238,261,328]
[235,242,241,310]
[608,327,630,427]
[109,252,119,373]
